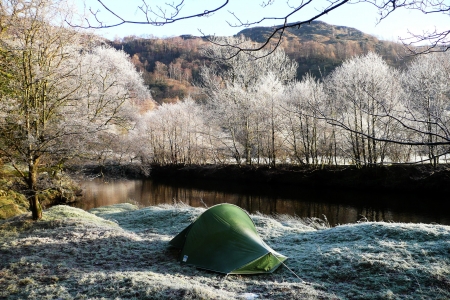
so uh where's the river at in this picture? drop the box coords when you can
[73,178,450,226]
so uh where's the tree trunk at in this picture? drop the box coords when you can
[271,103,276,168]
[29,192,42,220]
[28,162,42,220]
[245,118,252,165]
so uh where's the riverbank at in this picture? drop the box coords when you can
[0,165,82,220]
[77,163,450,194]
[1,204,449,299]
[149,164,450,195]
[2,163,450,221]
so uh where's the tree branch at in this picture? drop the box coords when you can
[70,0,230,29]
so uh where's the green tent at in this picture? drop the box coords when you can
[169,203,287,274]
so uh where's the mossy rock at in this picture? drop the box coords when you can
[39,189,61,207]
[0,189,28,219]
[39,187,81,207]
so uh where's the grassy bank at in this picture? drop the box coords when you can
[1,204,449,299]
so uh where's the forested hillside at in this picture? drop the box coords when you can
[111,21,409,104]
[110,35,207,104]
[239,21,408,78]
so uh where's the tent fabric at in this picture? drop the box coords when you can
[169,203,287,274]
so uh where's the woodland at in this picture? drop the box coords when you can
[122,38,450,169]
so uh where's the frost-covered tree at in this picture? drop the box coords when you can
[203,85,248,164]
[0,0,150,219]
[201,37,297,164]
[202,36,297,89]
[254,73,285,166]
[402,52,450,166]
[282,75,338,165]
[324,52,402,166]
[137,99,218,165]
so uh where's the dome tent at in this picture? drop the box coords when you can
[169,203,287,274]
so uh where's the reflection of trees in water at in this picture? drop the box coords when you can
[77,180,143,210]
[77,179,450,226]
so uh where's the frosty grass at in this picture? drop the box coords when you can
[0,203,449,299]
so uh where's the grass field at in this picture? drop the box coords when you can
[1,203,449,299]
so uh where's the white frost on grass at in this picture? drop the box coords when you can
[0,204,449,299]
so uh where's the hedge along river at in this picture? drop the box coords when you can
[73,178,450,226]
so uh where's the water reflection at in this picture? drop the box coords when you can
[74,179,450,226]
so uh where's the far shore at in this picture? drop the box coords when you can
[78,163,450,199]
[81,163,450,192]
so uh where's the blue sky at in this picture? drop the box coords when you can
[79,0,449,43]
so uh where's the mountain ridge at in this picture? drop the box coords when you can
[236,20,406,78]
[236,20,376,44]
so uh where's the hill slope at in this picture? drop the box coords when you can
[237,20,407,78]
[113,21,408,103]
[237,20,374,44]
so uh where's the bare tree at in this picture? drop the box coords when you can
[75,0,450,56]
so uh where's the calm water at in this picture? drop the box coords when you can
[74,179,450,226]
